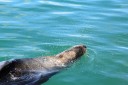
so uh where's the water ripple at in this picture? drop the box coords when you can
[0,0,128,85]
[0,0,12,2]
[39,1,83,9]
[51,11,74,15]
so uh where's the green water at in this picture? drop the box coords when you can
[0,0,128,85]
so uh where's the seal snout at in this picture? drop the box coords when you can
[80,45,87,53]
[72,45,87,57]
[83,45,87,48]
[78,45,87,52]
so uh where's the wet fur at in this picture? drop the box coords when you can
[0,45,86,85]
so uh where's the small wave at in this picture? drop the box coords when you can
[86,48,97,63]
[0,0,12,2]
[51,11,74,15]
[116,46,128,50]
[39,1,83,9]
[65,34,92,38]
[100,70,128,81]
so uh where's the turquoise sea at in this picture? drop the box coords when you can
[0,0,128,85]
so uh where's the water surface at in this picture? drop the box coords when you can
[0,0,128,85]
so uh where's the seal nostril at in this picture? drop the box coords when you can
[83,45,87,48]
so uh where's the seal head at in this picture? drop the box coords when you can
[56,45,86,65]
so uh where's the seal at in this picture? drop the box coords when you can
[0,45,86,85]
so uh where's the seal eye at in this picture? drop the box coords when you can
[59,55,63,58]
